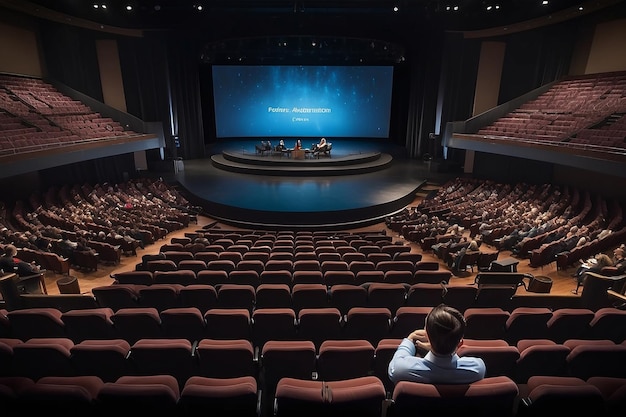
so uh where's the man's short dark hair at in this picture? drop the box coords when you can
[425,304,466,355]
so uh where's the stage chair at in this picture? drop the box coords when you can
[274,376,386,417]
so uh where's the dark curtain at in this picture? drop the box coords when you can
[437,32,482,164]
[38,21,103,101]
[401,27,447,159]
[498,20,579,104]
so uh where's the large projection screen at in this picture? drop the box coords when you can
[211,65,394,139]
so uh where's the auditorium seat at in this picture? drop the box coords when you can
[13,337,75,380]
[194,339,256,378]
[585,307,626,343]
[196,270,229,287]
[251,308,298,349]
[160,307,207,342]
[228,270,261,288]
[565,339,626,380]
[128,338,196,389]
[316,339,375,381]
[457,340,520,379]
[504,307,553,345]
[255,283,292,309]
[441,284,478,313]
[387,376,519,417]
[138,284,183,312]
[464,308,510,340]
[111,271,154,285]
[19,375,104,417]
[97,375,180,416]
[274,376,386,417]
[153,270,196,286]
[179,376,258,417]
[374,338,403,392]
[546,308,595,343]
[178,284,218,314]
[586,376,626,417]
[7,307,66,340]
[204,308,251,340]
[328,284,368,315]
[216,284,255,312]
[92,284,142,312]
[61,307,117,343]
[297,307,342,349]
[70,339,132,382]
[291,283,329,312]
[517,376,604,417]
[366,282,408,314]
[110,307,163,344]
[514,339,570,383]
[406,283,445,307]
[390,306,432,339]
[259,340,316,416]
[342,307,392,346]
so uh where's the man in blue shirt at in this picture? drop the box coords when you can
[388,303,486,384]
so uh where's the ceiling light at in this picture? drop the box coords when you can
[579,6,584,11]
[393,6,399,12]
[486,5,492,11]
[93,4,99,9]
[101,4,107,9]
[125,5,133,11]
[453,6,459,11]
[542,1,549,5]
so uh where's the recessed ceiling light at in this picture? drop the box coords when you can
[125,5,132,11]
[542,1,549,5]
[393,6,399,12]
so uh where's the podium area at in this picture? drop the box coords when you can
[174,139,433,229]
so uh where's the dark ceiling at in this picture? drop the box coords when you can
[20,0,614,33]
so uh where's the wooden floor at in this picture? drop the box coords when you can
[41,197,583,302]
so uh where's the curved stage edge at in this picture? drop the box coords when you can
[173,140,430,229]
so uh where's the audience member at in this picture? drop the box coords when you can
[0,244,41,276]
[388,303,486,385]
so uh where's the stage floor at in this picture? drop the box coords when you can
[174,139,433,229]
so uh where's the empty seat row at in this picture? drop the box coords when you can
[3,305,626,350]
[115,266,451,287]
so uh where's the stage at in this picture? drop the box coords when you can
[173,139,434,229]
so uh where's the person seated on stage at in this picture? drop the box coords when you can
[275,139,286,152]
[388,303,486,385]
[312,137,327,154]
[255,140,272,154]
[294,139,302,150]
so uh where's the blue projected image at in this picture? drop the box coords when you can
[212,65,394,139]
